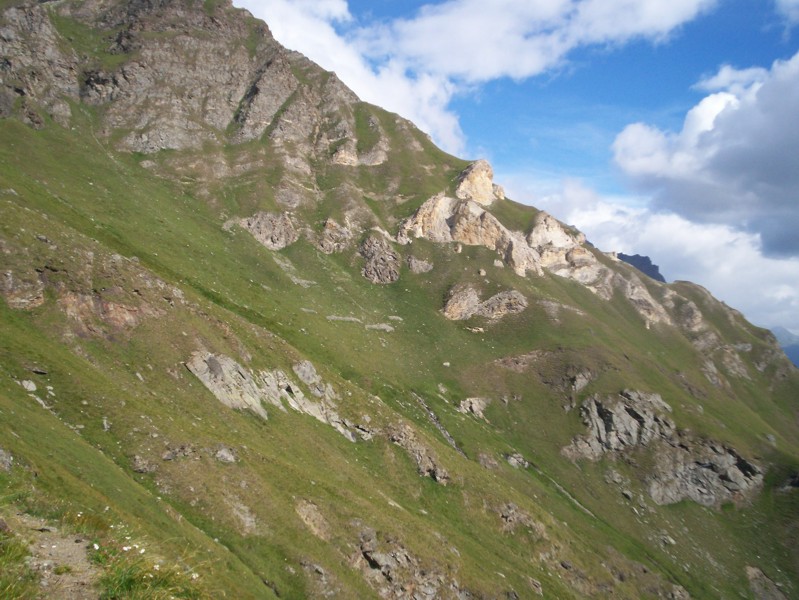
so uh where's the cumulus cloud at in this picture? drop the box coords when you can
[510,178,799,332]
[233,0,717,153]
[613,51,799,257]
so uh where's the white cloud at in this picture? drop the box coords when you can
[613,51,799,257]
[695,64,768,94]
[233,0,718,153]
[508,177,799,332]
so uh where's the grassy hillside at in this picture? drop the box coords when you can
[1,1,798,598]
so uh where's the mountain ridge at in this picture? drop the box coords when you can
[1,0,798,598]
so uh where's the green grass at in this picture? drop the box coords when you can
[0,6,798,596]
[0,526,39,599]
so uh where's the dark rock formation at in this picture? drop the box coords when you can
[564,390,763,507]
[618,253,666,283]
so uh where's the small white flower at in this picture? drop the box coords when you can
[191,573,199,580]
[122,546,131,552]
[93,543,99,550]
[139,548,145,554]
[153,564,160,571]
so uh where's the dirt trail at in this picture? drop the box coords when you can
[6,512,100,599]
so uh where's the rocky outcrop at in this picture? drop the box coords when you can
[0,3,80,127]
[458,397,490,420]
[295,499,330,540]
[387,422,449,484]
[442,285,527,321]
[185,352,356,440]
[355,527,468,600]
[185,352,271,419]
[455,159,504,206]
[648,438,763,507]
[407,255,433,274]
[399,197,671,326]
[317,218,354,254]
[564,390,763,507]
[360,235,400,284]
[0,447,13,472]
[498,503,546,538]
[59,291,164,334]
[564,391,676,460]
[746,566,788,600]
[398,194,542,277]
[239,212,298,250]
[1,269,45,309]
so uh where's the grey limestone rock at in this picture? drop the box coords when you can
[442,285,527,321]
[564,390,763,507]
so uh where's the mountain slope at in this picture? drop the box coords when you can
[1,1,798,598]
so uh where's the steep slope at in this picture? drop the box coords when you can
[1,0,798,598]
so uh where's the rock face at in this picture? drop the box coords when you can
[442,285,527,321]
[746,566,788,600]
[0,3,80,127]
[185,352,271,419]
[387,422,449,484]
[399,196,672,327]
[185,352,356,440]
[317,218,354,254]
[564,391,763,507]
[455,160,504,206]
[648,438,763,507]
[564,391,676,460]
[399,194,542,277]
[239,212,298,251]
[360,235,401,284]
[458,397,490,420]
[355,527,468,600]
[71,0,297,152]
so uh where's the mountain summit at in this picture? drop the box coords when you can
[1,0,798,598]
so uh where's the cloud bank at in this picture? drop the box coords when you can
[510,178,799,333]
[613,51,799,258]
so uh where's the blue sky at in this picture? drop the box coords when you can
[234,0,799,334]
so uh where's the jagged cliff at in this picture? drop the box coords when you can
[1,1,798,598]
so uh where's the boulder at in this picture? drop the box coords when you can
[360,235,400,284]
[442,285,527,321]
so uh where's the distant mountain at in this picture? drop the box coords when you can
[618,253,667,282]
[773,327,799,367]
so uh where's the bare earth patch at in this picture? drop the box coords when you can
[8,512,100,599]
